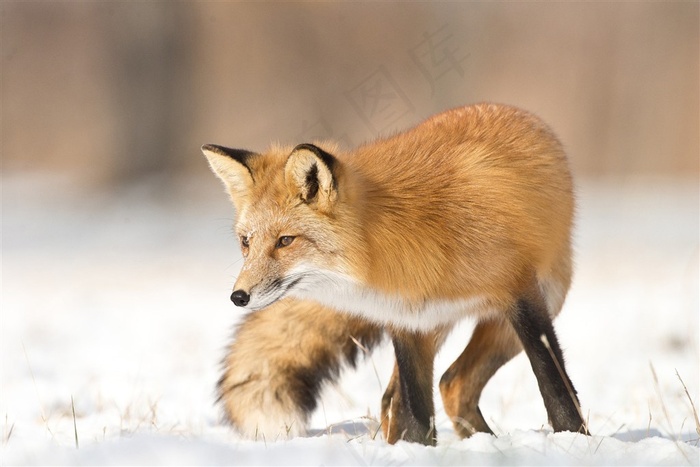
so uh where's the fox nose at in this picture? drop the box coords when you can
[230,290,250,307]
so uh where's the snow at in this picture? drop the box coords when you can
[2,173,698,465]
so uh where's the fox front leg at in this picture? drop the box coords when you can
[380,330,438,446]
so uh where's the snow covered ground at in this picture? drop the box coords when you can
[2,173,698,465]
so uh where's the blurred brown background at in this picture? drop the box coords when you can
[2,2,698,190]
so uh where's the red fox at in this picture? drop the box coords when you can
[204,103,588,445]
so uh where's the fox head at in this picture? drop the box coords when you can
[202,143,360,310]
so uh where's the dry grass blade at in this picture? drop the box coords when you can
[540,334,588,432]
[71,395,79,449]
[650,363,692,464]
[594,423,625,454]
[675,369,700,437]
[350,334,383,393]
[649,362,674,436]
[3,414,15,446]
[22,343,53,438]
[385,396,394,442]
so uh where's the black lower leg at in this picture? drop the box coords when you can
[391,333,436,445]
[509,298,587,434]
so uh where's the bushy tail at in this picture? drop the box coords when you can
[217,298,384,440]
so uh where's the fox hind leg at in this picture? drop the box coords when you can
[439,317,522,437]
[507,285,588,434]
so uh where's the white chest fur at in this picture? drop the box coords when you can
[288,267,491,332]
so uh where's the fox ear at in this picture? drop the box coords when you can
[201,144,256,207]
[285,144,338,210]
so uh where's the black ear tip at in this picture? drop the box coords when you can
[292,143,337,172]
[293,143,322,153]
[202,144,256,164]
[201,143,221,153]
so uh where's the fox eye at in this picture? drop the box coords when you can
[276,236,295,248]
[240,236,250,248]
